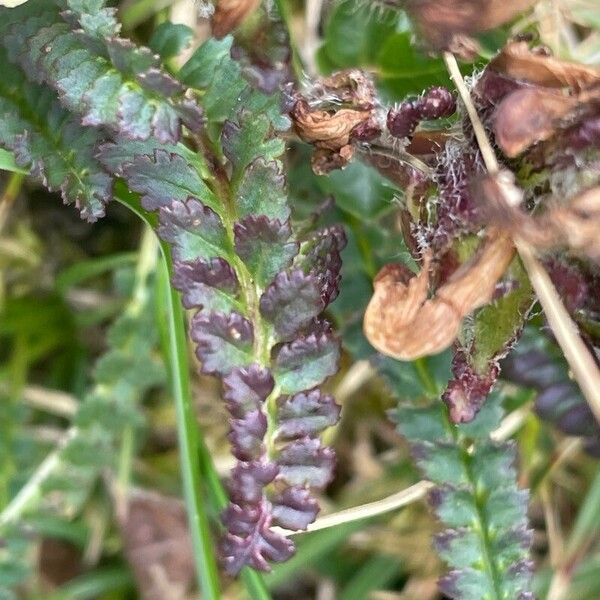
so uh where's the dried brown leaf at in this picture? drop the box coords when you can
[364,232,515,360]
[488,42,600,90]
[481,175,600,262]
[212,0,260,39]
[493,88,578,157]
[316,69,376,109]
[406,0,536,50]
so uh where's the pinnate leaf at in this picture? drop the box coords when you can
[276,390,340,440]
[271,487,319,530]
[273,329,340,394]
[277,437,335,488]
[0,54,111,221]
[236,158,290,222]
[234,216,298,287]
[121,150,218,213]
[191,311,254,376]
[222,365,275,418]
[171,257,240,311]
[221,500,294,575]
[158,198,230,262]
[260,270,324,340]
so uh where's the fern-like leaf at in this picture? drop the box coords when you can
[0,0,202,142]
[393,397,533,599]
[99,37,344,574]
[0,48,111,221]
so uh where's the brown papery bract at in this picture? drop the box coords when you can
[212,0,260,39]
[364,231,515,360]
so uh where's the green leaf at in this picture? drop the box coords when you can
[0,148,26,173]
[274,332,340,394]
[179,36,234,88]
[149,22,194,59]
[318,2,400,72]
[0,51,112,221]
[471,257,534,374]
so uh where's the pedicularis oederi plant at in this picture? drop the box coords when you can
[1,0,600,598]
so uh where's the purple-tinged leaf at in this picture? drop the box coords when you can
[175,99,204,133]
[295,226,347,305]
[236,158,289,222]
[137,68,184,97]
[104,37,156,72]
[535,382,582,421]
[97,138,187,174]
[171,257,240,311]
[117,88,155,140]
[438,568,494,599]
[221,500,294,574]
[442,349,500,424]
[434,528,481,568]
[558,403,597,436]
[234,215,298,287]
[151,102,181,144]
[276,390,340,440]
[81,71,121,127]
[277,437,335,488]
[222,113,286,177]
[158,197,230,262]
[273,331,340,394]
[0,66,111,222]
[190,311,253,376]
[271,487,319,531]
[121,150,218,212]
[227,461,279,505]
[259,270,324,340]
[229,410,268,461]
[222,365,274,419]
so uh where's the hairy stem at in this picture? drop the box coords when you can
[443,51,600,422]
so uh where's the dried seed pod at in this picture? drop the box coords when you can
[291,98,372,174]
[364,231,515,360]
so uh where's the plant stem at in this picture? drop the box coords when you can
[158,254,222,600]
[0,172,23,233]
[115,188,271,600]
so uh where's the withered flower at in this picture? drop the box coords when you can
[212,0,260,39]
[314,69,376,110]
[291,99,373,175]
[364,231,515,360]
